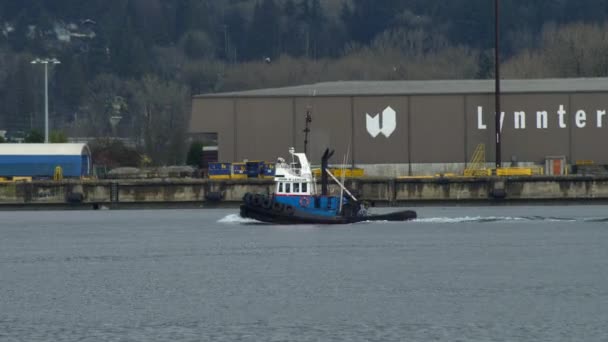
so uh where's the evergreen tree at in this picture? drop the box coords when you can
[3,58,38,133]
[282,0,304,56]
[186,141,204,167]
[55,56,87,123]
[247,0,281,60]
[342,0,399,44]
[24,129,44,143]
[224,9,247,62]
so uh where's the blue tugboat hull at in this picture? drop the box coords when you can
[239,201,417,225]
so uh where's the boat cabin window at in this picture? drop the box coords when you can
[302,183,307,193]
[294,183,300,193]
[278,183,283,193]
[285,183,291,193]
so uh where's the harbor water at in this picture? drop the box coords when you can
[1,206,608,341]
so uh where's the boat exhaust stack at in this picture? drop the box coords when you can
[321,148,334,196]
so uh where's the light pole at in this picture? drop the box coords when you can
[31,58,61,143]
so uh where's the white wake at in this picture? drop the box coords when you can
[217,214,259,224]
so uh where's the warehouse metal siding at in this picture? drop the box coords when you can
[189,78,608,175]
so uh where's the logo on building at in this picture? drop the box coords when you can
[366,106,396,138]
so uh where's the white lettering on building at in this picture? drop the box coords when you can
[558,105,567,128]
[476,105,608,130]
[597,110,606,128]
[514,111,526,129]
[536,111,548,129]
[476,106,505,131]
[575,110,587,128]
[477,106,486,129]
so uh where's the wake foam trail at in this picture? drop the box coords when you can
[414,216,576,224]
[583,217,608,223]
[414,216,523,224]
[218,214,584,225]
[523,216,577,222]
[218,214,259,224]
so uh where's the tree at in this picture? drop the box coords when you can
[247,0,281,60]
[79,74,121,136]
[342,0,400,44]
[186,141,204,167]
[224,9,247,62]
[181,59,224,95]
[49,130,68,143]
[24,130,44,143]
[180,30,215,59]
[55,55,87,123]
[89,138,142,168]
[2,55,38,133]
[502,22,608,78]
[135,75,190,165]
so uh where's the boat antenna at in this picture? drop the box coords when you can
[303,105,312,155]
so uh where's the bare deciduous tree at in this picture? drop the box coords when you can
[135,75,190,165]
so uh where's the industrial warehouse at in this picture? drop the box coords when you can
[0,143,92,180]
[189,78,608,176]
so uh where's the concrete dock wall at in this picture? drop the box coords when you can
[2,176,608,208]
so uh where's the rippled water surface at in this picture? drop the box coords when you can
[2,205,608,341]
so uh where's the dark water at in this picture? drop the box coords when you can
[1,205,608,341]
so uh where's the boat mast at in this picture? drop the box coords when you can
[303,106,312,156]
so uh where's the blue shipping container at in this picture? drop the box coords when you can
[232,162,247,179]
[246,161,264,178]
[208,162,231,179]
[261,162,275,178]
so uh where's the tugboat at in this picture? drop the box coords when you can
[239,147,417,224]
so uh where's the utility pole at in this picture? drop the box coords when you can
[31,58,61,143]
[494,0,502,170]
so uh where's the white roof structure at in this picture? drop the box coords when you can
[197,78,608,98]
[0,143,91,156]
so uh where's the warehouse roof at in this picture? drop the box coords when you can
[196,78,608,98]
[0,143,90,156]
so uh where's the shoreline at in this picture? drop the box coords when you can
[3,176,608,210]
[2,197,608,211]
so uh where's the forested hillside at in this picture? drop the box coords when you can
[2,0,608,164]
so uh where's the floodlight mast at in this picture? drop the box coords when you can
[31,58,61,143]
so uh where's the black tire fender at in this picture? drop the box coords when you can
[66,192,84,203]
[243,193,253,204]
[253,194,263,206]
[284,204,295,215]
[272,202,284,212]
